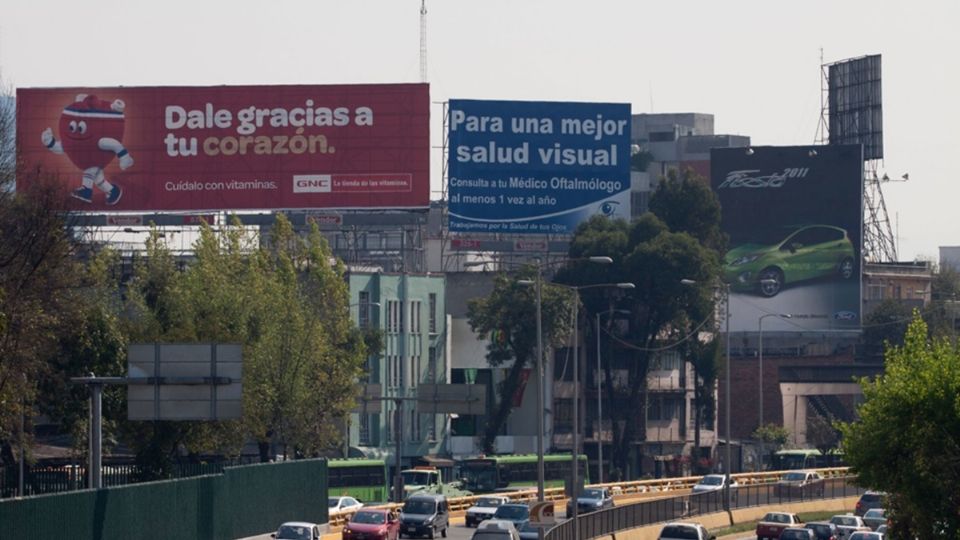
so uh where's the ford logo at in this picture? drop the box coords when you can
[833,311,857,320]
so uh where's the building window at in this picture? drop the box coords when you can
[555,399,573,433]
[386,407,395,443]
[427,347,437,383]
[429,293,437,334]
[359,291,371,328]
[410,300,421,334]
[652,351,681,371]
[387,299,404,333]
[426,414,436,442]
[410,354,421,389]
[648,397,680,421]
[411,409,421,441]
[359,414,371,445]
[388,355,404,389]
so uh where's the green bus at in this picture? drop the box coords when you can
[771,449,845,471]
[328,458,389,503]
[457,454,588,493]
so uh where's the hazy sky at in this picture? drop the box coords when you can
[3,0,957,261]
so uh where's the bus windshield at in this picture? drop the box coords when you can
[460,464,497,492]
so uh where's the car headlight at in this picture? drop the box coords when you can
[423,519,432,525]
[730,254,759,265]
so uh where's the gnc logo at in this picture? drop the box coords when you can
[293,175,332,193]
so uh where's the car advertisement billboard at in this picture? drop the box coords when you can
[447,99,630,235]
[711,145,863,332]
[16,83,429,211]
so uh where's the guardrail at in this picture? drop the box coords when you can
[546,473,864,540]
[328,467,853,530]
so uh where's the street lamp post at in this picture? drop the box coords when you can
[595,309,629,485]
[681,278,732,511]
[758,312,791,471]
[497,255,613,506]
[566,282,634,540]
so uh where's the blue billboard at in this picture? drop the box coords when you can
[447,99,631,235]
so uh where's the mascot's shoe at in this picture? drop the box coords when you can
[71,187,93,203]
[106,185,123,205]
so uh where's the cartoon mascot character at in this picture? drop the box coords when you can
[41,94,133,205]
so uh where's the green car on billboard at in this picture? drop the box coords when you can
[724,224,855,297]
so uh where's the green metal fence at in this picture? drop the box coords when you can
[0,459,328,540]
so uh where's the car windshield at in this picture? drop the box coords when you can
[403,500,436,514]
[351,511,386,525]
[582,489,602,498]
[494,506,529,520]
[473,532,512,540]
[832,516,857,526]
[699,476,723,486]
[865,509,884,517]
[329,498,340,508]
[277,525,312,540]
[765,514,790,523]
[402,471,434,485]
[784,472,807,481]
[659,525,699,539]
[476,497,504,508]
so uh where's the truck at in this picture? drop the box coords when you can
[400,466,472,498]
[756,511,803,540]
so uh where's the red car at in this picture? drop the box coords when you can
[343,509,400,540]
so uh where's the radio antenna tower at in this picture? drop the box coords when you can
[419,0,428,82]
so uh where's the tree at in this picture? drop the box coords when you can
[805,413,841,457]
[839,316,960,538]
[559,211,720,478]
[0,172,88,468]
[752,423,789,467]
[861,299,912,362]
[466,267,574,453]
[647,168,727,253]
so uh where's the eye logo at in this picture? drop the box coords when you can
[600,200,620,216]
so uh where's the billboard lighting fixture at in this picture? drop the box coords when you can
[808,149,818,157]
[745,148,755,156]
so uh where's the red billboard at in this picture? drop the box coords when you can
[16,84,430,211]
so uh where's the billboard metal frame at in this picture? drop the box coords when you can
[826,54,883,160]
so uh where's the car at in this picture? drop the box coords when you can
[465,496,511,527]
[471,519,521,540]
[875,524,887,535]
[691,474,738,493]
[829,514,870,538]
[855,491,886,516]
[400,493,450,539]
[343,509,400,540]
[861,508,886,531]
[330,496,364,515]
[272,521,322,540]
[847,533,883,540]
[724,224,856,297]
[492,503,531,529]
[780,527,816,540]
[804,521,841,540]
[757,512,803,540]
[657,522,715,540]
[774,470,825,498]
[565,487,614,515]
[517,521,541,540]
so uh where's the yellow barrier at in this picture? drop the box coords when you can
[327,467,851,531]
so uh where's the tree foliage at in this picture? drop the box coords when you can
[466,266,575,453]
[120,216,366,469]
[559,184,721,476]
[839,315,960,538]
